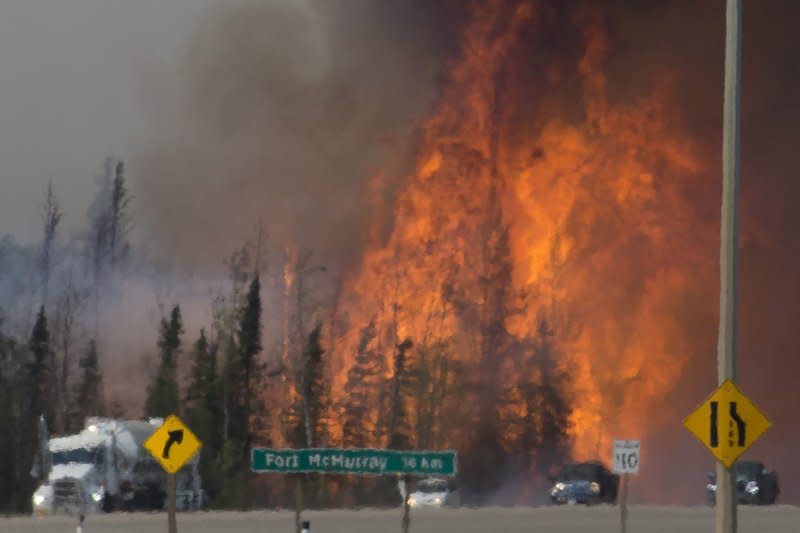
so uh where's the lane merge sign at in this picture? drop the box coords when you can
[612,440,640,475]
[144,415,202,474]
[251,448,457,477]
[683,379,771,468]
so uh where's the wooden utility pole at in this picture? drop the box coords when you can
[716,1,741,533]
[167,473,177,533]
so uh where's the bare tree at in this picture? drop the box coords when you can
[40,181,62,308]
[52,275,85,433]
[108,161,133,269]
[293,249,326,448]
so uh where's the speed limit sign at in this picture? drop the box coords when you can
[612,440,640,474]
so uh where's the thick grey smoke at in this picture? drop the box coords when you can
[134,0,456,275]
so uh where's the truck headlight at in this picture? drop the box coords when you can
[434,496,442,505]
[408,497,416,507]
[91,489,105,502]
[32,485,52,510]
[590,482,601,494]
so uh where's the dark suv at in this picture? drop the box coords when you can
[706,461,779,505]
[549,461,619,505]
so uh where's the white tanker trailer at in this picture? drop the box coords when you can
[31,416,203,515]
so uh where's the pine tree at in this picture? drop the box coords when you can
[387,338,414,450]
[27,307,55,426]
[532,317,571,476]
[144,305,184,418]
[108,161,132,268]
[16,307,56,512]
[341,321,381,448]
[217,276,262,509]
[233,276,262,459]
[185,330,219,439]
[184,329,222,505]
[39,181,62,308]
[73,339,104,425]
[0,323,21,512]
[300,324,327,447]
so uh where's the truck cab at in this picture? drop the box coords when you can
[31,417,203,515]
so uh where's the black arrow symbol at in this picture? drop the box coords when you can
[162,430,184,459]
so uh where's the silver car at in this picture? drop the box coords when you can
[399,477,460,508]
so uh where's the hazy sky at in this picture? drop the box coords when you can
[0,0,219,242]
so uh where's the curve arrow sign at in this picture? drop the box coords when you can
[163,429,184,459]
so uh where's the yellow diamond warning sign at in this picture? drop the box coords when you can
[683,379,771,469]
[144,415,202,474]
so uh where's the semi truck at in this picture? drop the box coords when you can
[31,416,203,515]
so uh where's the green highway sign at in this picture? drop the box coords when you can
[251,448,457,477]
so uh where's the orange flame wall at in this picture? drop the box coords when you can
[336,0,715,472]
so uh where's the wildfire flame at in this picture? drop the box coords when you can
[334,0,713,469]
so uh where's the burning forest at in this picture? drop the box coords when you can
[2,0,799,514]
[327,0,714,502]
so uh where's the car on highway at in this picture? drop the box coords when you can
[398,477,460,508]
[548,461,619,505]
[706,460,779,505]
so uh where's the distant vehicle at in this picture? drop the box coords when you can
[548,461,619,505]
[30,417,203,515]
[706,461,779,505]
[398,477,460,508]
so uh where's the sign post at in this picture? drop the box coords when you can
[167,473,177,533]
[401,474,412,533]
[294,475,303,533]
[144,415,202,533]
[683,380,771,533]
[252,448,457,532]
[612,440,640,533]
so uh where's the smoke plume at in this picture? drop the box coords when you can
[134,0,458,274]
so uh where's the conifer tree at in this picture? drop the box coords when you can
[73,339,104,425]
[39,181,62,307]
[217,276,262,509]
[300,324,327,447]
[233,275,262,457]
[16,307,56,512]
[108,161,132,268]
[341,321,380,448]
[184,329,222,504]
[532,317,571,476]
[27,306,55,425]
[144,305,184,418]
[387,338,414,450]
[0,324,20,512]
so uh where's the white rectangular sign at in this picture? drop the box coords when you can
[612,439,640,474]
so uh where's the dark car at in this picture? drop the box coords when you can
[706,461,779,505]
[549,461,619,505]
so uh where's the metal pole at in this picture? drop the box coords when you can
[716,1,741,533]
[167,473,177,533]
[295,475,304,533]
[619,473,629,533]
[402,475,412,533]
